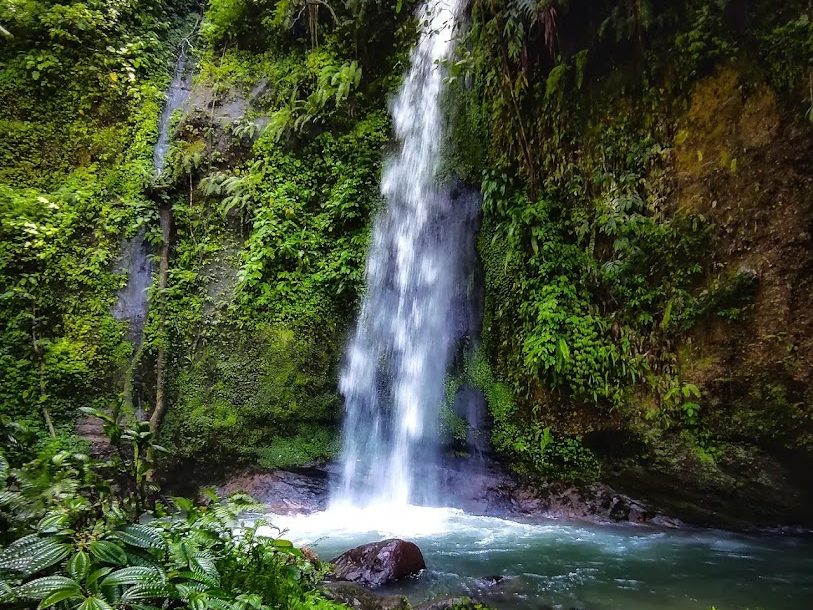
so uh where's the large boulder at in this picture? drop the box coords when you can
[331,539,426,588]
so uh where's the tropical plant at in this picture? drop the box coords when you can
[0,412,342,610]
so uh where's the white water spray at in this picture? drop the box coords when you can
[333,0,475,508]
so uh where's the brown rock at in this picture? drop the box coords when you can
[320,581,410,610]
[331,539,426,588]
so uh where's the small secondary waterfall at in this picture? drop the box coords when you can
[153,45,190,175]
[112,45,191,413]
[334,0,477,508]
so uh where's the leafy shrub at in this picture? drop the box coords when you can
[163,325,340,466]
[256,427,339,469]
[465,349,601,484]
[0,413,344,610]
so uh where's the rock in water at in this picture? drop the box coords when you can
[320,582,410,610]
[331,539,426,588]
[414,597,479,610]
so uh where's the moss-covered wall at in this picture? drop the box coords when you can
[3,0,812,527]
[139,1,419,472]
[162,324,340,468]
[0,0,197,442]
[445,0,813,526]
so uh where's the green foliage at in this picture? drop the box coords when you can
[464,348,600,483]
[442,0,813,494]
[476,158,708,410]
[256,427,339,469]
[756,11,813,116]
[0,414,344,610]
[162,325,340,467]
[124,0,415,470]
[440,405,469,447]
[2,0,810,524]
[673,3,739,80]
[0,0,195,439]
[201,0,256,45]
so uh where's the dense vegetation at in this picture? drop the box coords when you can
[1,0,812,539]
[0,412,344,609]
[447,0,813,524]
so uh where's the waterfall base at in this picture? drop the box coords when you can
[219,460,679,527]
[256,509,813,610]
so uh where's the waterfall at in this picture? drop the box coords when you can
[152,45,190,176]
[113,46,190,335]
[112,45,192,414]
[333,0,478,508]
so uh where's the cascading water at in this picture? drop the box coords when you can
[257,8,813,609]
[113,46,190,336]
[112,44,192,414]
[152,45,190,176]
[333,0,477,508]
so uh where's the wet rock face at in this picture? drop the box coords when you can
[320,582,410,610]
[218,468,328,515]
[438,460,681,527]
[331,539,426,588]
[217,464,680,526]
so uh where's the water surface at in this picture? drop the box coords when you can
[265,505,813,610]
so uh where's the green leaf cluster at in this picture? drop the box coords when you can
[0,415,344,610]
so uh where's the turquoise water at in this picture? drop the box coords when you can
[267,506,813,610]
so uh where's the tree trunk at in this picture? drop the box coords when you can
[32,304,56,438]
[149,203,172,435]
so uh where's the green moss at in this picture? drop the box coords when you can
[0,0,197,442]
[162,324,340,465]
[256,426,339,469]
[465,347,600,484]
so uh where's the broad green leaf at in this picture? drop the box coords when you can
[78,595,114,610]
[204,598,232,610]
[179,569,219,588]
[6,539,72,576]
[17,576,80,600]
[0,533,43,555]
[271,539,294,548]
[102,566,162,587]
[120,582,176,602]
[0,582,14,603]
[86,567,113,587]
[90,541,127,566]
[37,513,69,533]
[170,496,194,513]
[68,551,90,581]
[114,525,165,550]
[190,553,218,579]
[38,587,82,609]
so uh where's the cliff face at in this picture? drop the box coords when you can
[2,0,811,527]
[444,1,813,527]
[628,65,813,526]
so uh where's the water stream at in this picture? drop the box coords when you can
[112,44,192,413]
[269,507,813,610]
[334,0,473,507]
